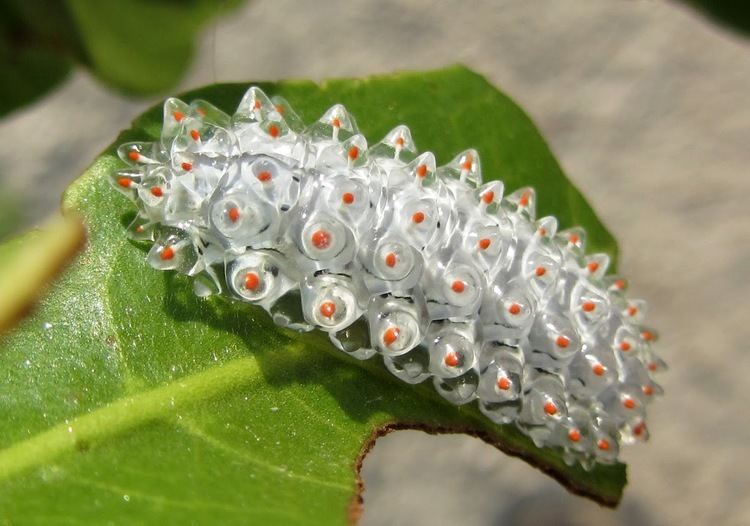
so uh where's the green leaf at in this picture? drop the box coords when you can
[0,66,624,524]
[683,0,750,36]
[0,0,242,117]
[64,0,243,95]
[0,0,77,118]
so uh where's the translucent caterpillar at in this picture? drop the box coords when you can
[110,87,665,469]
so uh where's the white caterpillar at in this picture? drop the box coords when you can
[111,87,665,469]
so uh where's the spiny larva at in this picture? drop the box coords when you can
[110,87,665,470]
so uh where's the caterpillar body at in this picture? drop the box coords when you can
[111,87,665,469]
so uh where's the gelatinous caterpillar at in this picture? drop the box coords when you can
[110,86,665,469]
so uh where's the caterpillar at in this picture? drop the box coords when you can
[110,86,665,470]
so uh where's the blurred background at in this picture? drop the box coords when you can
[1,0,748,524]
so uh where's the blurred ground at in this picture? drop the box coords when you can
[1,0,748,524]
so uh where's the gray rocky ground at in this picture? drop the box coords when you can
[1,1,748,524]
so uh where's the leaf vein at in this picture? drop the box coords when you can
[178,417,351,492]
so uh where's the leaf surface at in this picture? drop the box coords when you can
[0,66,624,524]
[683,0,750,36]
[64,0,242,94]
[0,0,242,117]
